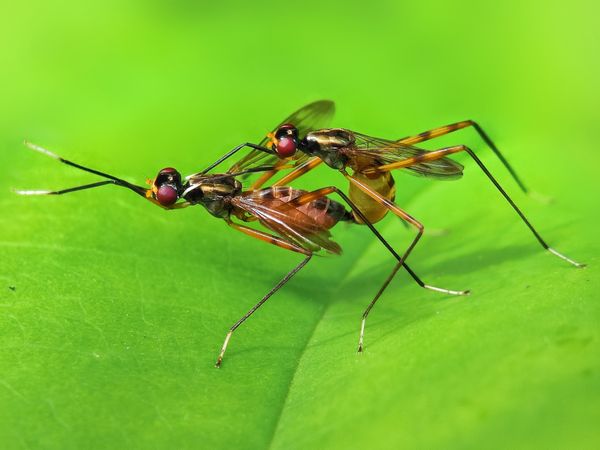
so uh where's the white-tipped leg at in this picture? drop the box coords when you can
[24,141,60,159]
[548,247,586,268]
[212,255,312,368]
[13,189,54,196]
[357,318,366,353]
[424,284,471,296]
[215,331,233,368]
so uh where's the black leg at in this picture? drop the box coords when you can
[469,121,528,193]
[396,120,529,193]
[463,146,585,267]
[289,186,468,296]
[358,262,403,352]
[372,144,585,268]
[200,142,275,174]
[215,254,312,368]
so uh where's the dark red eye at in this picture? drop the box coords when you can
[276,137,297,157]
[156,184,178,206]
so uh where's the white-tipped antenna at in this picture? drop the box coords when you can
[13,189,53,196]
[14,143,61,196]
[24,141,60,160]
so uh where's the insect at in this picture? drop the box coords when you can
[202,101,586,351]
[17,142,463,366]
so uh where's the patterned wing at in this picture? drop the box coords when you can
[231,190,342,255]
[348,132,464,179]
[228,100,335,175]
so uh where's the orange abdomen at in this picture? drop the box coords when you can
[348,171,395,224]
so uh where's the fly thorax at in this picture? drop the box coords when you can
[303,129,352,170]
[201,176,242,197]
[183,174,241,218]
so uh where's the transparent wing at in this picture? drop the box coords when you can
[349,132,464,179]
[227,100,335,175]
[231,190,342,255]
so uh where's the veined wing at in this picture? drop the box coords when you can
[228,100,335,174]
[348,132,464,179]
[231,190,342,255]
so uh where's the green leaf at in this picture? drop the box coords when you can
[1,1,598,449]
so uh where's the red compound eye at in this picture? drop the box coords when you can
[276,137,297,157]
[156,184,178,206]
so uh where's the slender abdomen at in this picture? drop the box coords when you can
[348,171,396,224]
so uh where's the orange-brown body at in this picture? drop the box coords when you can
[250,186,346,230]
[348,156,396,224]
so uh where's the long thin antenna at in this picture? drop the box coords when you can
[14,189,54,195]
[24,141,60,159]
[19,141,148,197]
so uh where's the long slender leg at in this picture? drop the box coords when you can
[215,255,311,368]
[396,120,528,193]
[339,171,468,293]
[252,162,470,295]
[227,221,311,255]
[289,182,466,295]
[249,158,292,191]
[248,156,322,192]
[285,186,452,351]
[286,184,466,294]
[367,145,585,267]
[215,221,312,367]
[288,186,422,261]
[358,262,403,352]
[199,142,275,175]
[247,155,321,192]
[270,157,323,187]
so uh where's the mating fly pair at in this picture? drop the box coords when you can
[17,140,453,367]
[18,101,585,367]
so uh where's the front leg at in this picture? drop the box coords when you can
[200,142,275,174]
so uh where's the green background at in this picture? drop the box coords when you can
[1,1,598,449]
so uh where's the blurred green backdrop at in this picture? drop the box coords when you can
[0,1,598,449]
